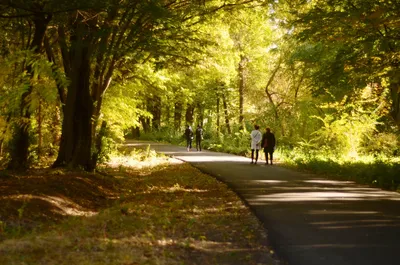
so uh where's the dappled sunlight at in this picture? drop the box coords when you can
[124,141,252,162]
[253,186,392,192]
[253,180,288,184]
[308,210,379,215]
[181,239,264,253]
[241,176,400,203]
[153,237,255,253]
[249,190,400,202]
[293,244,391,249]
[102,142,400,265]
[98,235,265,253]
[303,180,355,185]
[174,155,250,163]
[3,194,97,216]
[311,219,400,230]
[146,184,209,194]
[99,235,153,246]
[0,142,278,265]
[316,224,400,229]
[106,155,174,169]
[124,141,165,147]
[178,204,247,215]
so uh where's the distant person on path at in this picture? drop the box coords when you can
[250,125,262,164]
[195,124,203,151]
[185,125,194,151]
[261,127,276,165]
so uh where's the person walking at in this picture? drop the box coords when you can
[261,127,276,165]
[250,125,262,164]
[185,125,194,151]
[195,124,203,151]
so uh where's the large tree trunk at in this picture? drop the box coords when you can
[238,55,247,129]
[50,105,61,156]
[222,93,231,134]
[174,102,183,130]
[140,116,151,133]
[131,127,140,138]
[165,103,171,125]
[185,104,195,126]
[8,13,51,170]
[197,103,204,127]
[37,98,43,158]
[390,83,400,129]
[151,95,161,130]
[216,95,220,133]
[53,21,94,171]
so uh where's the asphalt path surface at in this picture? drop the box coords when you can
[129,140,400,265]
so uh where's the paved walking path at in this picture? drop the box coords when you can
[129,140,400,265]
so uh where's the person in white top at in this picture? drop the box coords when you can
[250,125,262,164]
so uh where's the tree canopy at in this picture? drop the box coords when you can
[0,0,399,171]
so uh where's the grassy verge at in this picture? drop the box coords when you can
[279,155,400,192]
[0,150,278,265]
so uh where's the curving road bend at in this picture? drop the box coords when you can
[129,140,400,265]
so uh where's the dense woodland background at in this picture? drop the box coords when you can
[0,0,399,189]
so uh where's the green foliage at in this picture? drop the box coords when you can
[0,0,399,188]
[94,127,119,165]
[283,154,400,191]
[310,90,385,157]
[279,0,400,126]
[0,47,67,163]
[138,126,184,145]
[361,132,400,156]
[205,130,250,155]
[101,83,148,141]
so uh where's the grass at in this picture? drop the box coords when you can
[278,150,400,192]
[0,148,278,265]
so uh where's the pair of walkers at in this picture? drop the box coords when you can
[185,125,203,151]
[250,125,276,165]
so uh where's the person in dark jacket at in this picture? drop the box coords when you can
[195,125,203,151]
[184,125,194,151]
[261,127,276,165]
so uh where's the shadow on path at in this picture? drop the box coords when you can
[128,140,400,265]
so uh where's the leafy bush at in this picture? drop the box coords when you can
[202,130,250,156]
[138,126,183,145]
[360,132,399,156]
[279,146,400,191]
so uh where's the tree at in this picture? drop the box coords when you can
[277,0,400,129]
[224,7,273,129]
[49,1,213,169]
[0,0,285,170]
[0,0,52,169]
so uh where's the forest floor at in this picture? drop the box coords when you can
[0,152,279,265]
